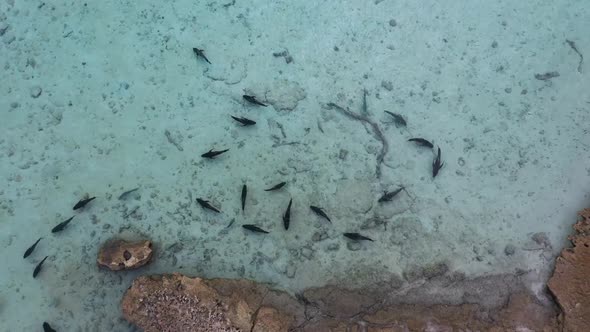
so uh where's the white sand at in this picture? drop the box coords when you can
[0,0,589,330]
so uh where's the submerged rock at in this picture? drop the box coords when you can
[97,239,153,271]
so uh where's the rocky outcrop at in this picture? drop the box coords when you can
[97,239,153,271]
[122,273,558,331]
[548,208,590,331]
[120,208,590,331]
[121,274,299,332]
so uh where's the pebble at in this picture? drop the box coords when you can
[389,19,397,27]
[30,86,42,98]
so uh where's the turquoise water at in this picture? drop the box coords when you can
[1,0,589,330]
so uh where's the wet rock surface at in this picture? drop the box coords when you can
[97,238,153,271]
[122,273,559,331]
[548,208,590,331]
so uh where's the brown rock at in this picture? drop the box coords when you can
[122,273,559,332]
[548,208,590,331]
[121,274,297,332]
[97,239,153,271]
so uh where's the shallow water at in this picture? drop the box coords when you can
[1,0,589,330]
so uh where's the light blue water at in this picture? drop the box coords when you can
[1,0,589,331]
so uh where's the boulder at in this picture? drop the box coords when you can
[97,239,153,271]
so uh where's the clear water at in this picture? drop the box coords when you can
[1,0,589,331]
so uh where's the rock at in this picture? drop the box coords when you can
[121,272,560,331]
[285,265,296,279]
[300,247,313,260]
[264,79,306,112]
[532,232,552,249]
[504,244,516,256]
[381,80,393,91]
[121,274,298,332]
[548,208,590,331]
[311,231,328,242]
[346,241,362,251]
[30,86,42,98]
[97,239,153,271]
[327,243,340,251]
[0,23,8,36]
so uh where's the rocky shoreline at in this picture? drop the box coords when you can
[116,209,590,331]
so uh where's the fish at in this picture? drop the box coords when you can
[33,255,49,278]
[43,322,56,332]
[73,196,96,210]
[201,149,229,159]
[118,187,139,200]
[192,47,211,64]
[384,111,407,127]
[432,146,444,178]
[310,206,331,223]
[343,233,374,242]
[241,184,247,212]
[283,198,293,230]
[243,95,267,107]
[23,237,43,259]
[231,116,256,126]
[51,216,75,233]
[196,198,221,213]
[378,187,404,203]
[242,224,269,234]
[408,138,433,149]
[264,182,286,191]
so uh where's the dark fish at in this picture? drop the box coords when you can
[343,233,374,242]
[73,196,95,210]
[231,116,256,126]
[408,138,434,149]
[33,256,49,278]
[201,148,229,159]
[192,47,211,64]
[23,237,43,259]
[264,182,286,191]
[51,216,75,233]
[196,198,221,213]
[432,146,444,178]
[283,198,293,230]
[378,187,404,203]
[118,187,139,200]
[43,322,56,332]
[241,184,247,212]
[310,206,331,223]
[242,224,269,234]
[243,95,268,107]
[384,111,407,127]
